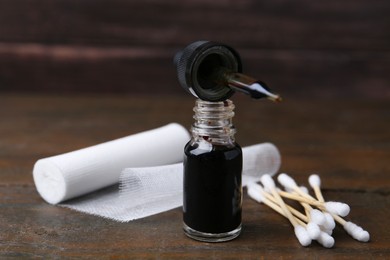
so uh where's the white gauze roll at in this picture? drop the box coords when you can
[241,143,281,186]
[33,123,190,204]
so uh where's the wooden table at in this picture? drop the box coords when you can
[0,94,389,258]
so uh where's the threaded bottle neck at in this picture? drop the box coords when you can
[191,99,236,145]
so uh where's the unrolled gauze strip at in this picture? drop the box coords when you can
[115,143,281,221]
[33,123,190,204]
[61,142,281,222]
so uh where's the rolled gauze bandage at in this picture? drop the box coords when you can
[241,143,281,186]
[33,123,190,204]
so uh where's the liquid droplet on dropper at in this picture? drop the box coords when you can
[249,83,282,102]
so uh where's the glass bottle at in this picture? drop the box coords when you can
[183,99,242,242]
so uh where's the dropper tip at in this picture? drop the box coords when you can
[250,82,282,103]
[269,95,282,103]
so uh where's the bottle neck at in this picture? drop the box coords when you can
[191,99,236,145]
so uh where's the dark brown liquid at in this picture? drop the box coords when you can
[183,141,242,234]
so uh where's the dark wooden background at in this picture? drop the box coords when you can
[0,0,389,99]
[1,1,390,258]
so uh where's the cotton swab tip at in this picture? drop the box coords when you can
[357,230,370,242]
[277,173,297,189]
[294,225,312,246]
[306,222,321,239]
[260,174,276,190]
[247,186,264,203]
[299,186,309,194]
[247,182,261,192]
[344,221,370,242]
[321,227,333,235]
[317,231,335,248]
[310,209,326,226]
[322,212,336,230]
[252,182,267,195]
[324,201,350,217]
[308,174,321,188]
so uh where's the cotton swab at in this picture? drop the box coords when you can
[329,210,370,242]
[247,185,282,213]
[307,174,370,242]
[282,188,323,240]
[310,209,326,226]
[249,184,309,223]
[308,174,324,202]
[261,175,297,224]
[324,202,350,217]
[303,201,331,241]
[322,212,336,231]
[277,174,337,247]
[299,186,309,195]
[343,221,370,242]
[295,192,324,240]
[316,231,335,248]
[285,190,323,240]
[277,190,350,217]
[277,175,351,217]
[253,179,321,244]
[308,174,351,216]
[307,174,335,231]
[306,222,321,240]
[277,173,308,197]
[260,175,312,246]
[247,185,306,227]
[247,173,370,246]
[249,184,322,240]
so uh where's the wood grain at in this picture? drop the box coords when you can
[0,0,389,98]
[0,94,389,258]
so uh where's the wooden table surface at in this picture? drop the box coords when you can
[0,93,389,258]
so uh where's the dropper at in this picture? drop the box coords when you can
[222,70,282,102]
[174,41,281,102]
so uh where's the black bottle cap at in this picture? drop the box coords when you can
[174,41,243,102]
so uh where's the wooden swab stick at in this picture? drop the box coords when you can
[278,173,315,200]
[261,175,299,226]
[279,189,351,217]
[278,190,324,207]
[308,174,325,202]
[250,183,309,223]
[278,174,336,247]
[285,189,325,240]
[260,175,312,246]
[249,183,330,247]
[247,185,307,227]
[308,174,370,242]
[307,174,335,231]
[278,174,350,217]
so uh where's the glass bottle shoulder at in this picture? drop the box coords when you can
[184,139,242,158]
